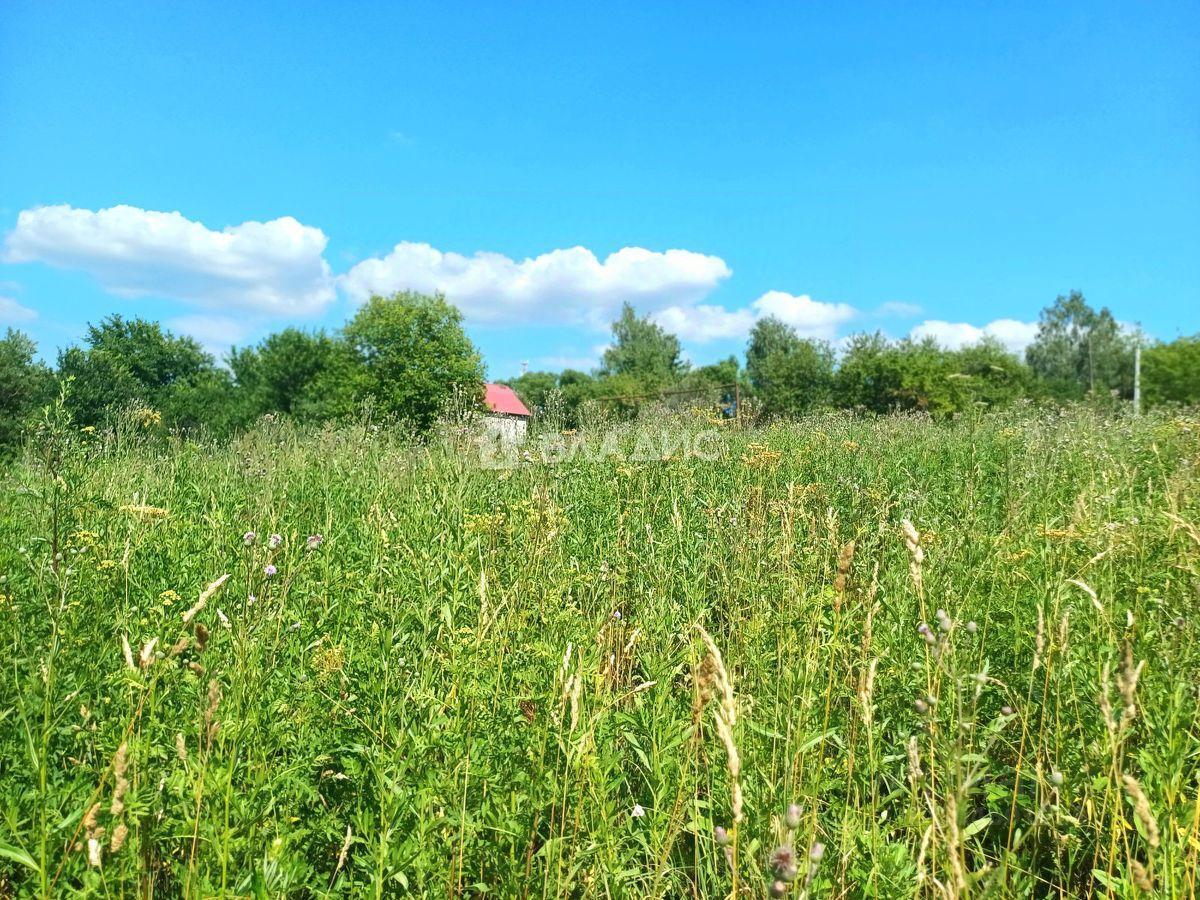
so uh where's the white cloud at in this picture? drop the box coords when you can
[651,290,857,344]
[4,205,335,316]
[652,304,756,342]
[340,242,731,327]
[751,291,857,339]
[877,300,923,318]
[910,318,1039,355]
[0,295,37,324]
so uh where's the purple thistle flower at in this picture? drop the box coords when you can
[714,825,731,846]
[268,533,282,549]
[305,534,324,551]
[264,564,277,577]
[809,841,825,863]
[243,531,256,546]
[770,844,797,880]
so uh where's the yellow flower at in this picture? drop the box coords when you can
[119,503,170,520]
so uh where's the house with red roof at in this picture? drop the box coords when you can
[483,383,531,444]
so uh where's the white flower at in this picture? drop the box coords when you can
[630,803,645,818]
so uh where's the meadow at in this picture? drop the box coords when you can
[1,404,1198,898]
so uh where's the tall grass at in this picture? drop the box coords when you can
[1,405,1197,897]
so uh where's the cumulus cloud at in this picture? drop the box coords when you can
[751,291,857,339]
[910,318,1039,355]
[653,290,857,344]
[4,205,335,316]
[340,242,732,326]
[0,295,37,323]
[652,304,756,342]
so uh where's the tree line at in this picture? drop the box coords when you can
[1,288,1198,454]
[508,290,1198,422]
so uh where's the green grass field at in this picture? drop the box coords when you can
[2,407,1198,897]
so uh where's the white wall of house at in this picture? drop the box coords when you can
[483,414,528,445]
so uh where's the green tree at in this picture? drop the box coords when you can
[599,303,686,390]
[343,292,483,431]
[745,318,833,417]
[948,338,1033,409]
[1141,335,1200,407]
[230,328,358,422]
[833,331,893,412]
[0,329,54,454]
[1025,291,1132,401]
[503,370,560,414]
[56,315,228,431]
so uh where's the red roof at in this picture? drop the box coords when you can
[484,383,531,417]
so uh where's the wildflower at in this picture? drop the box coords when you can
[770,844,798,882]
[305,534,324,551]
[630,803,645,818]
[784,802,802,830]
[917,622,931,636]
[243,531,257,546]
[714,825,731,846]
[769,880,787,898]
[247,594,257,606]
[914,698,929,714]
[268,533,282,549]
[808,842,825,863]
[1050,769,1064,787]
[966,620,978,634]
[264,564,277,577]
[1001,705,1015,716]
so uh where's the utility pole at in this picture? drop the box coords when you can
[1133,342,1141,416]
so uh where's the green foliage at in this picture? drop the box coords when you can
[1025,291,1133,401]
[600,303,686,390]
[229,328,359,423]
[342,291,484,431]
[0,329,54,454]
[503,370,560,414]
[0,408,1196,895]
[1141,334,1200,407]
[56,315,231,433]
[746,318,834,416]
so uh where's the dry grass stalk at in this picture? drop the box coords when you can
[182,573,230,624]
[834,539,855,595]
[109,743,129,817]
[695,626,742,825]
[1129,858,1153,892]
[1122,774,1160,849]
[901,519,924,593]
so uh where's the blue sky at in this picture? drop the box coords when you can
[1,0,1197,378]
